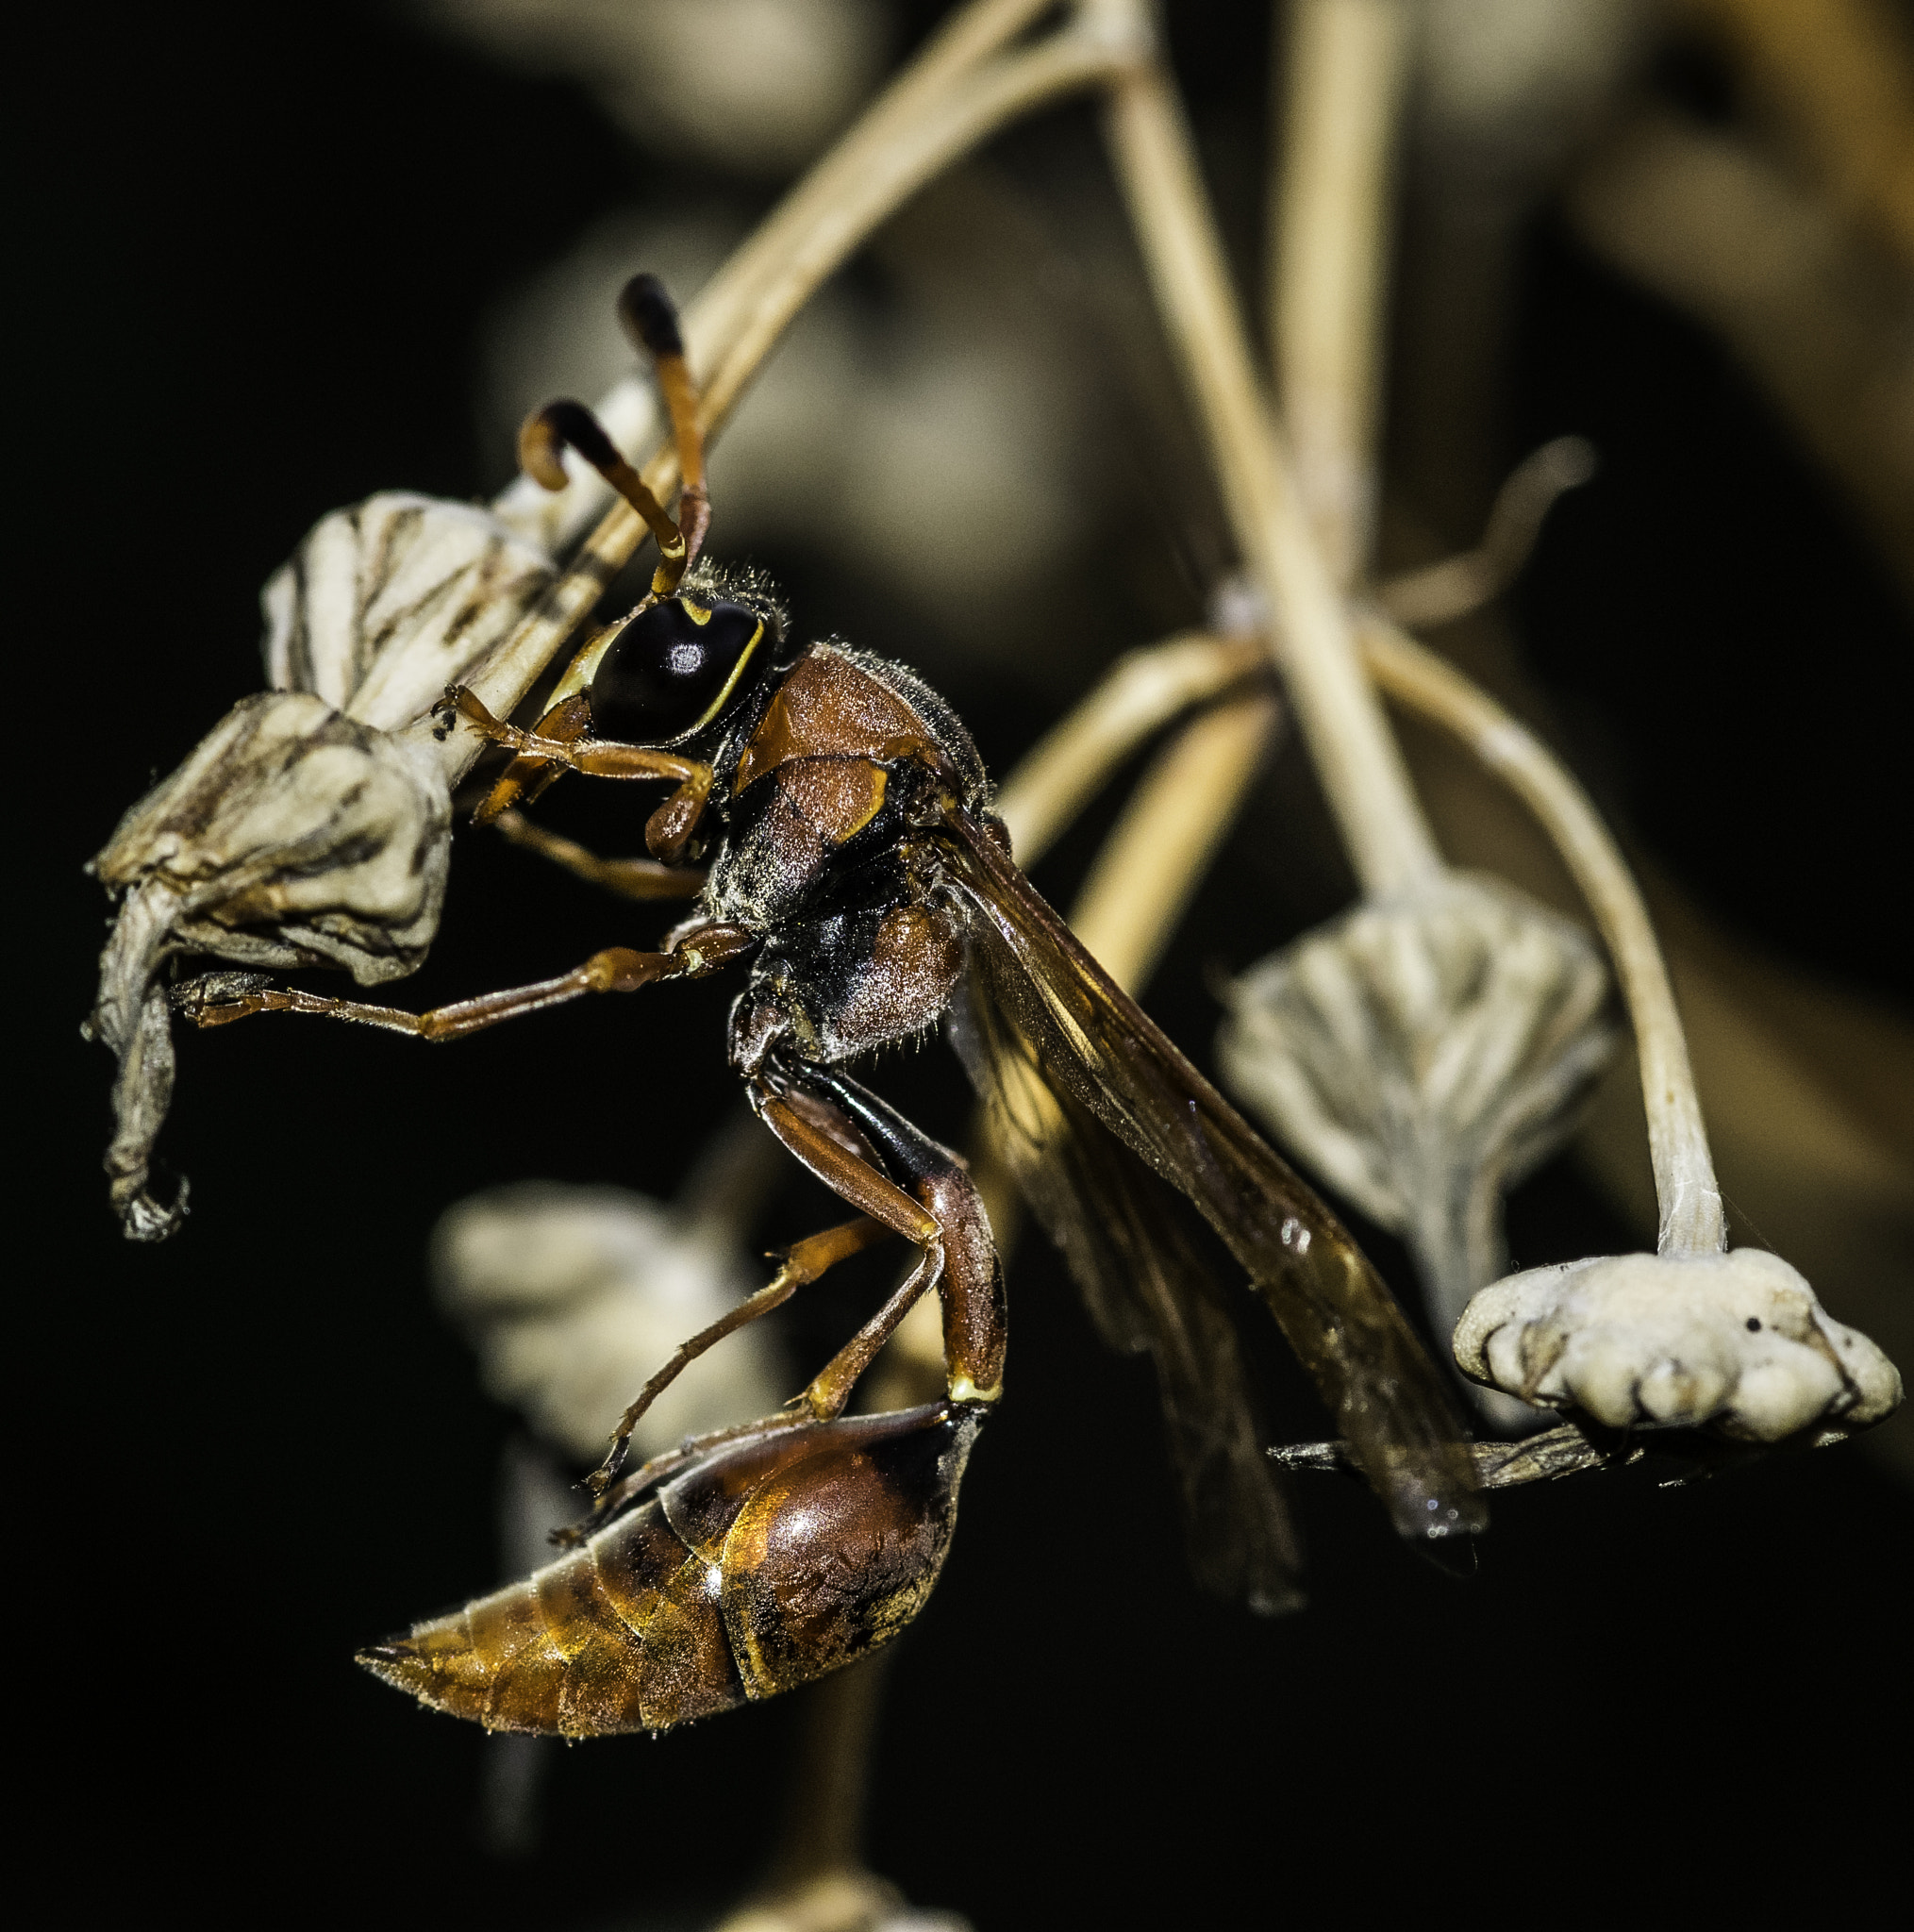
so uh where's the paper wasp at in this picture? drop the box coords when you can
[177,275,1484,1738]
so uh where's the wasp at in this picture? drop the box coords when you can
[178,275,1484,1738]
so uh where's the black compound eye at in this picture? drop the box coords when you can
[589,597,768,745]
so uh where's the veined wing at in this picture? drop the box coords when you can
[953,971,1303,1613]
[937,808,1485,1542]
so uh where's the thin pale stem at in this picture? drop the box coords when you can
[1269,0,1413,583]
[992,632,1264,863]
[1067,691,1279,992]
[1376,436,1599,629]
[491,0,1059,556]
[411,0,1130,784]
[1358,614,1726,1256]
[1097,0,1440,897]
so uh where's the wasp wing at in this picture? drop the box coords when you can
[938,809,1484,1542]
[953,970,1304,1613]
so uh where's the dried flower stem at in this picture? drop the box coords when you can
[1097,0,1440,898]
[1068,690,1280,992]
[1684,0,1914,272]
[1376,436,1598,629]
[992,632,1264,862]
[1268,0,1414,584]
[414,0,1132,782]
[1359,616,1727,1257]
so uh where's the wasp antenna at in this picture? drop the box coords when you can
[619,273,683,360]
[618,273,708,572]
[520,398,690,594]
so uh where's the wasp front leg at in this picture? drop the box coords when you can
[440,687,713,860]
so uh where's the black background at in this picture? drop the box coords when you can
[17,4,1911,1925]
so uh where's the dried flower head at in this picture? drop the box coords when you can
[1218,871,1617,1422]
[87,496,554,1239]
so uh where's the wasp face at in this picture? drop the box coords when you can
[589,594,773,746]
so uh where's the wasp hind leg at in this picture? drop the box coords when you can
[586,1214,895,1496]
[747,1058,1009,1414]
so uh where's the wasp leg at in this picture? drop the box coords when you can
[492,808,706,901]
[752,1065,1008,1409]
[444,688,711,859]
[797,1244,944,1422]
[175,923,756,1041]
[474,692,592,825]
[587,1215,893,1495]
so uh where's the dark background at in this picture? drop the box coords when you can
[17,3,1910,1925]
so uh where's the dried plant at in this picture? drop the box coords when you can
[1363,624,1902,1446]
[75,0,1911,1920]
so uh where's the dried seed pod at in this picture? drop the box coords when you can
[432,1182,784,1461]
[1453,1247,1903,1441]
[90,694,455,1239]
[88,495,554,1240]
[1217,872,1617,1422]
[262,492,554,732]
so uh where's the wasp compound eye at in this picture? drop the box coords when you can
[591,598,768,745]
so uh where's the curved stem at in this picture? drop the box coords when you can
[992,632,1264,862]
[1358,615,1726,1256]
[414,0,1131,783]
[1097,0,1440,898]
[491,0,1059,557]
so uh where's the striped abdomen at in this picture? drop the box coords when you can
[358,1403,982,1737]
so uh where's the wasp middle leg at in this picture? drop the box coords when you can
[491,809,706,901]
[588,1213,895,1494]
[175,922,757,1041]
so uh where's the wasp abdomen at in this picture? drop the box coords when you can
[359,1403,983,1737]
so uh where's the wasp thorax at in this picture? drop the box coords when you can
[591,596,768,745]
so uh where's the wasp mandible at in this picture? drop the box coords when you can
[178,275,1484,1738]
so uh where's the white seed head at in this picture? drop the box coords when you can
[91,489,551,1239]
[1454,1247,1904,1441]
[260,492,552,732]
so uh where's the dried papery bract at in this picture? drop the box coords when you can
[1218,873,1615,1426]
[90,691,461,1238]
[88,496,557,1237]
[1363,622,1904,1447]
[263,494,558,732]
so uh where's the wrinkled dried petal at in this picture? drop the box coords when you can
[261,492,553,730]
[90,691,454,1238]
[1454,1247,1903,1441]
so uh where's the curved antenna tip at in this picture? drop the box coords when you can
[519,399,621,493]
[619,273,685,360]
